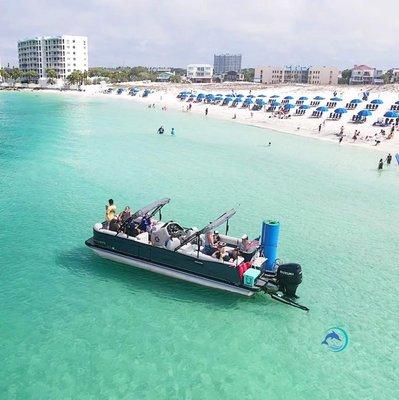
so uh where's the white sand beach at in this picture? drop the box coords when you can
[37,82,399,154]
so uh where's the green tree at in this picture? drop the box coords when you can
[24,70,39,84]
[0,68,10,81]
[242,68,254,82]
[67,70,86,86]
[382,69,393,84]
[339,69,352,84]
[170,74,181,83]
[10,68,21,84]
[46,68,57,84]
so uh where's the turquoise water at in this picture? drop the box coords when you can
[1,91,398,399]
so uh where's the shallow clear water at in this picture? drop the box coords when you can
[0,92,398,399]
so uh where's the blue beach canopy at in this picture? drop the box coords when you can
[299,104,310,109]
[236,94,244,97]
[244,98,254,104]
[284,95,294,99]
[270,101,281,106]
[197,93,205,98]
[334,108,347,114]
[270,95,280,98]
[384,111,399,118]
[350,99,362,103]
[257,94,267,97]
[247,95,255,98]
[357,109,373,117]
[284,103,295,109]
[255,98,266,105]
[395,101,399,105]
[371,99,383,104]
[234,98,243,102]
[314,96,325,100]
[330,97,342,101]
[316,106,329,112]
[299,96,308,100]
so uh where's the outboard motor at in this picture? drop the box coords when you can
[276,263,302,299]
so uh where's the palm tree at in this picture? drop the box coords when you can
[24,70,39,84]
[10,68,21,86]
[46,68,57,85]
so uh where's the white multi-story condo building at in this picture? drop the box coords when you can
[186,64,213,83]
[254,65,338,85]
[349,65,383,85]
[18,35,88,79]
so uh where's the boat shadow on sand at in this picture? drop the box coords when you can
[55,246,271,310]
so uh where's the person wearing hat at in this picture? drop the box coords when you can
[239,234,251,252]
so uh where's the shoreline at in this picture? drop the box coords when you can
[4,83,399,155]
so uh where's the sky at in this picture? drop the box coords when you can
[0,0,398,69]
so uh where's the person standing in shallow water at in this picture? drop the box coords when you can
[378,159,384,170]
[170,128,175,136]
[386,153,392,165]
[205,108,208,116]
[318,124,322,133]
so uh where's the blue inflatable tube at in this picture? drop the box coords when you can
[261,220,280,270]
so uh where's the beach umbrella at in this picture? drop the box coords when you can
[371,99,383,104]
[395,101,399,105]
[334,108,347,114]
[247,95,255,98]
[223,98,233,103]
[215,94,223,97]
[236,94,244,97]
[189,94,196,97]
[384,111,399,118]
[234,97,243,102]
[257,94,267,97]
[284,95,294,100]
[270,95,280,98]
[357,109,373,117]
[244,98,254,104]
[197,93,205,98]
[284,103,295,109]
[299,104,310,109]
[314,96,325,100]
[270,101,281,106]
[299,96,308,100]
[316,106,329,112]
[255,98,266,105]
[330,97,342,101]
[350,99,362,103]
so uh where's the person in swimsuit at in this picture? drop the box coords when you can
[105,199,117,229]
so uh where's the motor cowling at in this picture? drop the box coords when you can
[276,263,302,298]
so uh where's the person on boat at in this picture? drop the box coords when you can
[239,234,251,252]
[203,230,217,255]
[118,206,132,223]
[157,125,165,134]
[139,214,152,232]
[105,199,117,228]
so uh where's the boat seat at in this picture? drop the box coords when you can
[136,232,149,243]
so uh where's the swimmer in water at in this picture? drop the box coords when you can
[157,125,164,135]
[170,128,175,136]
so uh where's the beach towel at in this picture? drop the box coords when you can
[395,153,399,165]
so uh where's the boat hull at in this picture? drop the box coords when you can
[87,244,256,297]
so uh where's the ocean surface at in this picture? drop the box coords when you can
[0,91,398,400]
